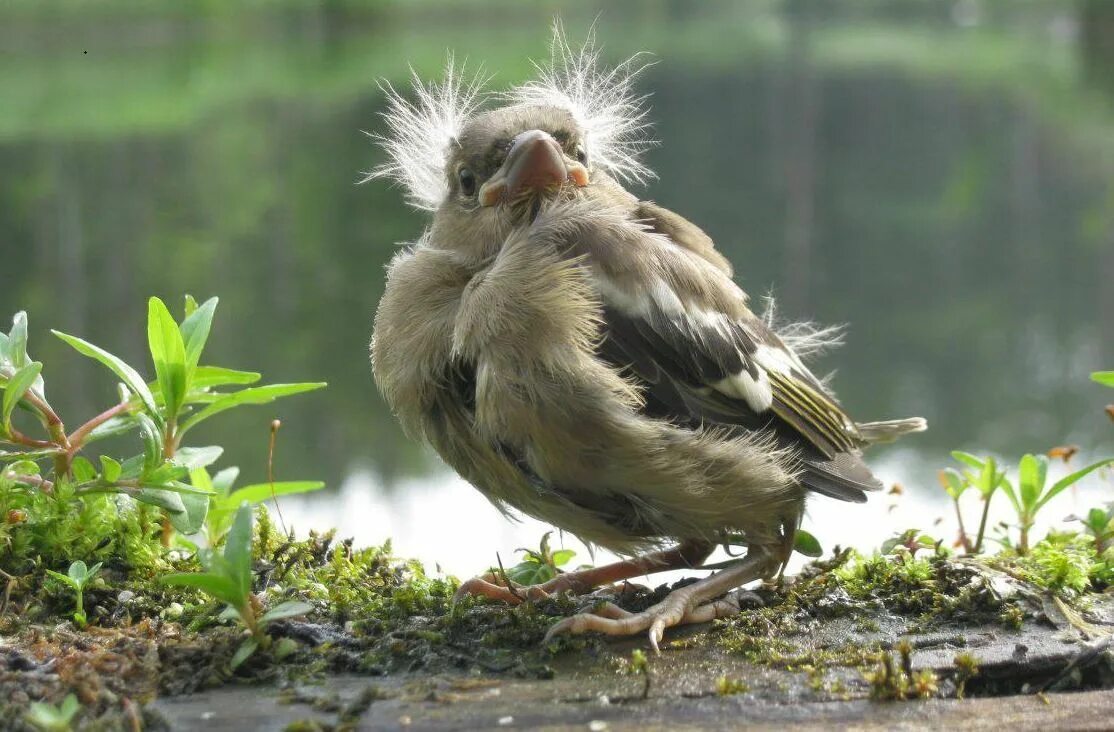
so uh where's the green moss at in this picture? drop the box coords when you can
[0,477,171,579]
[834,550,938,614]
[1018,534,1098,597]
[715,676,749,695]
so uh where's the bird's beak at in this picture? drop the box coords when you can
[479,130,589,207]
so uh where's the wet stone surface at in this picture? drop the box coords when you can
[148,591,1114,731]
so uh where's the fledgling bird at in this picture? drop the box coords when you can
[369,31,926,649]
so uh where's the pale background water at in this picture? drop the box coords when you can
[2,0,1113,579]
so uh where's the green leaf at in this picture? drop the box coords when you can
[191,366,261,389]
[951,451,986,471]
[52,330,160,418]
[45,569,76,589]
[133,488,186,514]
[228,481,325,505]
[939,468,967,499]
[27,693,80,730]
[178,383,327,436]
[211,467,240,496]
[217,604,242,622]
[183,294,199,318]
[159,571,241,606]
[99,456,122,483]
[135,413,163,474]
[139,479,213,496]
[172,445,224,471]
[793,529,823,557]
[147,297,188,419]
[1084,507,1109,533]
[230,636,259,670]
[140,461,188,486]
[504,560,554,585]
[1017,454,1048,511]
[189,467,214,493]
[259,599,313,626]
[2,361,41,427]
[1091,371,1114,388]
[223,504,254,600]
[1035,458,1114,511]
[179,297,217,373]
[86,414,140,444]
[168,490,211,535]
[8,311,28,367]
[5,459,41,475]
[67,560,88,584]
[997,475,1020,515]
[71,456,97,483]
[973,457,1003,500]
[550,549,576,568]
[0,331,8,362]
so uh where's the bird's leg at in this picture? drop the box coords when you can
[454,540,714,605]
[544,546,780,652]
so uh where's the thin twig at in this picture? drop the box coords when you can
[0,568,16,617]
[953,497,972,554]
[973,497,993,554]
[495,552,525,603]
[4,429,55,449]
[21,390,62,427]
[268,419,289,536]
[10,473,54,494]
[67,401,131,450]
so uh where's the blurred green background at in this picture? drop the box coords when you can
[2,0,1113,507]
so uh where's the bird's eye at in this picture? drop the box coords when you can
[458,168,477,197]
[574,145,588,165]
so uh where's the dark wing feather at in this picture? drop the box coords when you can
[597,295,880,503]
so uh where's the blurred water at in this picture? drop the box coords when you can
[2,0,1113,575]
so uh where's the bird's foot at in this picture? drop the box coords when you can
[453,541,715,606]
[544,588,748,652]
[544,547,777,652]
[454,570,595,606]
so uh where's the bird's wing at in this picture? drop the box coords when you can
[587,215,880,502]
[634,200,734,276]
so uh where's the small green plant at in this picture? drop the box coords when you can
[160,503,312,669]
[910,669,939,699]
[1068,503,1114,554]
[948,452,1112,555]
[44,559,102,628]
[26,693,80,732]
[715,676,748,696]
[937,468,972,552]
[1000,454,1113,554]
[0,298,325,545]
[863,652,909,700]
[1092,371,1114,388]
[949,452,1007,554]
[189,465,323,544]
[880,529,941,557]
[953,652,979,699]
[501,531,578,585]
[629,648,652,699]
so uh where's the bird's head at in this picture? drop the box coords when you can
[367,26,655,255]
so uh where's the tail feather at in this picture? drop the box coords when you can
[857,417,927,445]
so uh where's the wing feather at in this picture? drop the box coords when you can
[588,214,880,501]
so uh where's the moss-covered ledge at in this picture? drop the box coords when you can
[2,527,1112,730]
